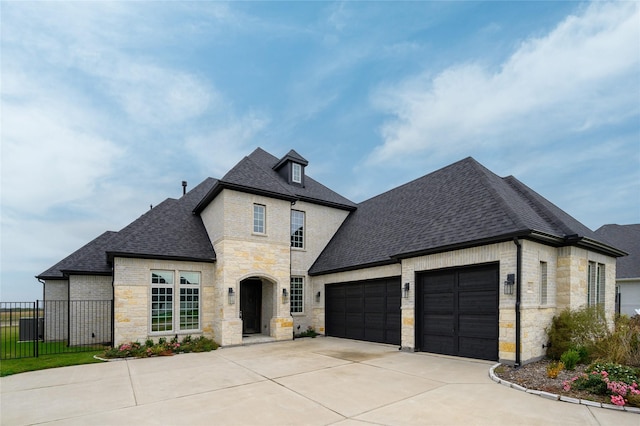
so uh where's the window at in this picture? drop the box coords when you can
[151,270,201,333]
[292,163,302,183]
[290,276,303,313]
[253,204,266,234]
[540,262,548,305]
[151,270,174,332]
[179,272,200,330]
[291,210,304,248]
[588,261,606,306]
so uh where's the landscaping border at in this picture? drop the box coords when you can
[489,364,640,414]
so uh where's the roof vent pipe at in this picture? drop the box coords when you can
[182,181,187,195]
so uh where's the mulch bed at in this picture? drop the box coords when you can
[493,359,610,404]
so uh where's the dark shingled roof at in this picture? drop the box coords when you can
[37,231,117,279]
[595,224,640,279]
[309,157,624,275]
[106,178,217,262]
[38,178,218,278]
[194,148,356,212]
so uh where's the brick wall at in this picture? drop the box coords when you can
[68,275,112,345]
[43,280,68,341]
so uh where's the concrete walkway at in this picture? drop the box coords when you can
[1,337,638,425]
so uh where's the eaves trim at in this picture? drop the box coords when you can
[308,259,400,276]
[193,180,297,214]
[107,252,217,264]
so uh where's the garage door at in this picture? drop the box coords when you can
[417,264,498,361]
[325,277,401,345]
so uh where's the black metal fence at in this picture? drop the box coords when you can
[0,300,112,360]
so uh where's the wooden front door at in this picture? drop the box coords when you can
[241,279,262,334]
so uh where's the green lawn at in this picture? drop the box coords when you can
[1,326,109,359]
[0,350,106,377]
[1,325,109,376]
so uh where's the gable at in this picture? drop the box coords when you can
[194,148,356,213]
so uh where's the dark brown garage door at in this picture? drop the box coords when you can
[325,277,401,345]
[417,264,498,361]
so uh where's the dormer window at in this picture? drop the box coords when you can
[292,163,302,184]
[273,149,309,186]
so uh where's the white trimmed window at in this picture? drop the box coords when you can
[291,210,305,248]
[151,270,201,333]
[151,270,174,332]
[540,261,548,305]
[292,163,302,183]
[253,204,266,234]
[588,261,606,306]
[290,276,303,313]
[179,272,200,330]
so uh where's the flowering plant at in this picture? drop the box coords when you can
[103,335,218,359]
[562,364,640,407]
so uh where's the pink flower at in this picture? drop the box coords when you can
[611,395,626,406]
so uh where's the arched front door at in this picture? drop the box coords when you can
[240,278,262,334]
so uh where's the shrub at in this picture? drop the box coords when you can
[561,349,581,371]
[103,335,218,358]
[546,360,564,378]
[295,326,319,338]
[567,371,609,395]
[576,345,590,364]
[590,315,640,367]
[546,306,609,360]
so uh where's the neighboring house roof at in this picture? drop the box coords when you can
[37,231,117,279]
[194,148,357,213]
[309,157,625,275]
[595,224,640,279]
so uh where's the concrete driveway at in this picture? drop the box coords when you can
[1,337,638,425]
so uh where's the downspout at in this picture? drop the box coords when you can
[111,265,115,348]
[38,278,45,302]
[67,279,71,347]
[38,278,45,344]
[37,278,46,356]
[513,237,522,367]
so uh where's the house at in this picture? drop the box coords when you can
[37,148,625,365]
[595,224,640,317]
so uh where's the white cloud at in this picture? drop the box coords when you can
[103,61,216,126]
[1,80,123,213]
[185,112,270,177]
[368,1,640,165]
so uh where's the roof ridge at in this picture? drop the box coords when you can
[467,160,530,232]
[503,175,576,237]
[229,155,297,198]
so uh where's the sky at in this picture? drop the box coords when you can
[1,1,639,301]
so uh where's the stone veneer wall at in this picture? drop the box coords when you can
[201,190,294,345]
[113,257,215,346]
[290,200,350,333]
[556,246,617,324]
